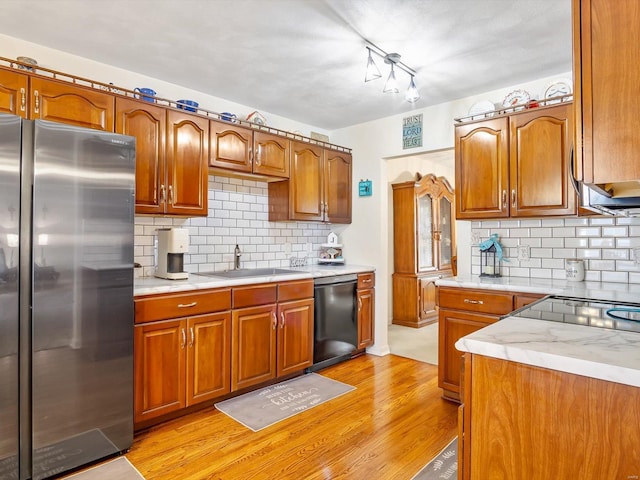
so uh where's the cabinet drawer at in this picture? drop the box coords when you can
[233,284,278,308]
[438,287,513,315]
[135,288,231,324]
[278,279,313,302]
[358,272,375,289]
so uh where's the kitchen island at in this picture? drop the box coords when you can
[454,281,640,479]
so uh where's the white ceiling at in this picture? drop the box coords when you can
[0,0,572,130]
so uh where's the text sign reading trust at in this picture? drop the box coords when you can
[403,114,423,149]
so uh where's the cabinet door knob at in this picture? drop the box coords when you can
[280,312,285,329]
[180,328,186,349]
[20,87,26,112]
[272,312,277,329]
[502,190,507,207]
[189,327,194,347]
[511,189,516,207]
[168,185,174,205]
[160,184,166,204]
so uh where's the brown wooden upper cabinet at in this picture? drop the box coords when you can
[0,68,29,118]
[573,0,640,187]
[455,103,575,220]
[268,142,352,223]
[0,68,114,130]
[209,121,290,178]
[117,100,208,216]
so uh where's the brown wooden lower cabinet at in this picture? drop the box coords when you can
[460,354,640,479]
[230,300,314,388]
[438,286,544,402]
[231,303,278,391]
[357,273,375,349]
[134,311,231,424]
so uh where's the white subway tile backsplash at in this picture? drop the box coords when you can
[563,218,589,226]
[541,237,564,248]
[576,227,601,237]
[135,175,332,276]
[589,217,616,226]
[602,226,628,237]
[552,227,575,237]
[602,271,628,283]
[564,237,588,248]
[473,214,640,284]
[589,237,615,248]
[540,218,564,227]
[530,228,553,238]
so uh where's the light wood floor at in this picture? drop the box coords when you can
[126,354,458,480]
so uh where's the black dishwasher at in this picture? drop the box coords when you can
[309,274,358,372]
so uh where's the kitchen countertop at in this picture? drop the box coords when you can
[437,275,640,303]
[448,275,640,388]
[134,264,375,296]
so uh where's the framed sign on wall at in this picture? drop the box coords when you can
[403,114,423,149]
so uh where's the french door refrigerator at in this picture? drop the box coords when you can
[0,113,135,479]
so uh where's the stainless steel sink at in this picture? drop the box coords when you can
[194,268,299,279]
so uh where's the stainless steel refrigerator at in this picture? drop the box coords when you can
[0,113,135,479]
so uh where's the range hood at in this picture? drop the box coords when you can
[580,181,640,217]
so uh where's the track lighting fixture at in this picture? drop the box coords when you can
[364,42,419,103]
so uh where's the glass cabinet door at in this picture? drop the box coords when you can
[439,196,453,266]
[417,193,434,270]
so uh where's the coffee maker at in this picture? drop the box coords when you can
[155,228,189,280]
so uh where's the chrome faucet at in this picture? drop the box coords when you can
[233,244,242,270]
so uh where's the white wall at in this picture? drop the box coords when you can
[0,34,328,136]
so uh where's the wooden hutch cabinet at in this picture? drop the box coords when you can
[455,102,575,220]
[392,174,455,328]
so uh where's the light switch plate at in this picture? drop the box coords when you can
[517,245,530,261]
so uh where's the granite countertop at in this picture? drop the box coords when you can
[134,264,375,296]
[448,275,640,388]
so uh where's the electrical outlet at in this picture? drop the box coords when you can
[517,245,530,261]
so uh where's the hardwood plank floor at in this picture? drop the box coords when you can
[126,354,458,480]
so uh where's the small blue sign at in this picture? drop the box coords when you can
[359,180,372,197]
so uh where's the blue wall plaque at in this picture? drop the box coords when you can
[358,179,372,197]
